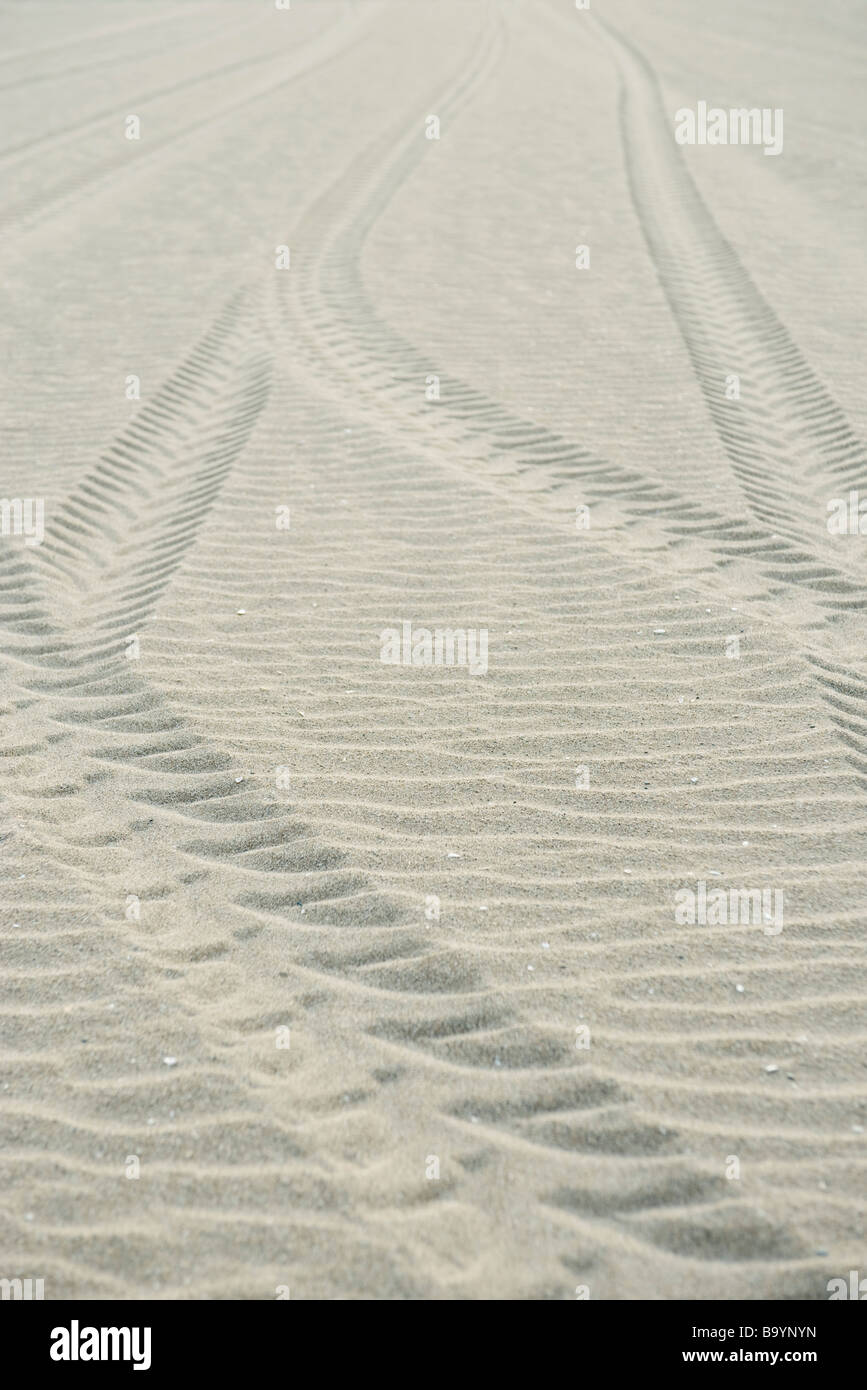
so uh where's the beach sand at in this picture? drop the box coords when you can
[1,0,865,1299]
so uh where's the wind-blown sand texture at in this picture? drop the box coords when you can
[1,0,866,1300]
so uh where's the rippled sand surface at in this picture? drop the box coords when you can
[1,0,866,1299]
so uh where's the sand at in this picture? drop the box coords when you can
[1,0,865,1300]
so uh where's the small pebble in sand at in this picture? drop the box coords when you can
[654,629,666,635]
[852,1125,864,1134]
[236,609,246,615]
[527,965,534,972]
[764,1064,779,1073]
[735,984,744,993]
[235,776,244,783]
[163,1057,177,1067]
[447,852,462,858]
[542,942,550,949]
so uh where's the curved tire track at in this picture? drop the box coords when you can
[257,0,841,1288]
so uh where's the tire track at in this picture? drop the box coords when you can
[4,0,861,1298]
[0,274,447,1294]
[594,15,867,542]
[270,0,867,789]
[0,3,211,70]
[1,282,408,933]
[252,0,850,1290]
[0,8,255,96]
[0,1,377,239]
